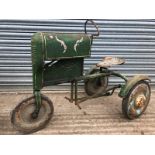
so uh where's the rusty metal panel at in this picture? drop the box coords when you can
[0,19,155,90]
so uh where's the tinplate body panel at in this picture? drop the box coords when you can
[31,32,89,90]
[43,58,84,86]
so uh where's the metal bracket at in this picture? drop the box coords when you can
[75,84,122,104]
[65,80,122,109]
[32,91,42,119]
[65,81,82,109]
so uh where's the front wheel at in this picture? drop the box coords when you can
[11,94,54,134]
[122,80,151,119]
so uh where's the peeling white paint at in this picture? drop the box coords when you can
[55,36,67,53]
[74,37,83,52]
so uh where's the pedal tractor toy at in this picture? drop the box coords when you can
[11,20,151,133]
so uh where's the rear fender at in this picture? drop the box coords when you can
[85,65,99,75]
[119,75,151,98]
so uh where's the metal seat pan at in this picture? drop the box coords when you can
[96,56,125,67]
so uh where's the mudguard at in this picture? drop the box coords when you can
[85,65,99,75]
[119,75,151,98]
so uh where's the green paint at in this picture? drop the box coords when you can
[43,58,84,86]
[31,32,92,110]
[34,91,41,111]
[119,75,151,98]
[42,33,91,59]
[31,32,44,91]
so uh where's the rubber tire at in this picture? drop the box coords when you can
[84,69,108,96]
[11,94,54,134]
[122,80,151,120]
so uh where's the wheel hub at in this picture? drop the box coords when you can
[31,111,39,120]
[135,94,146,108]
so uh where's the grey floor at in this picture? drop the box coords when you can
[0,91,154,135]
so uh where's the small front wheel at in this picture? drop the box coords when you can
[122,80,151,119]
[11,94,54,134]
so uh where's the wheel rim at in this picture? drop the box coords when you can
[11,95,53,133]
[18,99,50,125]
[127,82,150,118]
[85,76,108,95]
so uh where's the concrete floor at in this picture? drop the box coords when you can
[0,91,155,135]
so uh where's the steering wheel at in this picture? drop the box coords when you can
[84,19,100,37]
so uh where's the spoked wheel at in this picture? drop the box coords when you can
[11,94,54,134]
[84,69,108,96]
[122,80,151,119]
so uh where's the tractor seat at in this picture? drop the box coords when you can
[96,56,125,68]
